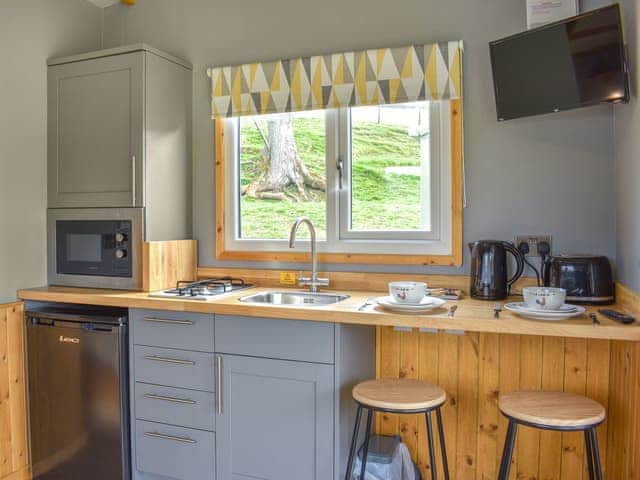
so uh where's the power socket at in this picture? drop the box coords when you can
[515,235,552,257]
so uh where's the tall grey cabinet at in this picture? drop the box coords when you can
[47,44,192,240]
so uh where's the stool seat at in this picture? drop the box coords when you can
[353,378,446,411]
[499,391,606,428]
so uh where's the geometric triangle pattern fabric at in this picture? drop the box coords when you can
[207,41,463,118]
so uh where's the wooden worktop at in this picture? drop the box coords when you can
[17,285,640,341]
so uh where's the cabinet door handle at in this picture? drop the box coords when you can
[143,354,195,366]
[144,431,196,444]
[144,317,194,326]
[216,355,222,415]
[131,155,136,206]
[144,393,196,405]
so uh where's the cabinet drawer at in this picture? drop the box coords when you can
[215,315,335,364]
[132,309,214,352]
[136,420,215,480]
[135,383,215,431]
[134,346,215,392]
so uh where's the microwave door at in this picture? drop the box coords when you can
[56,220,131,278]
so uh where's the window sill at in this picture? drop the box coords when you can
[215,248,462,267]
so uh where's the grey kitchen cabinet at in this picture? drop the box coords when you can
[129,309,375,480]
[130,309,216,480]
[215,354,334,480]
[48,44,192,240]
[135,420,215,480]
[48,51,144,208]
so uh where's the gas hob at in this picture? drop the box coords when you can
[149,277,254,301]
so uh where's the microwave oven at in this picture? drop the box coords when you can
[47,208,143,290]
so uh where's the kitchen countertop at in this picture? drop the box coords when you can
[17,285,640,341]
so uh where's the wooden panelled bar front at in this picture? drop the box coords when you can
[376,327,640,479]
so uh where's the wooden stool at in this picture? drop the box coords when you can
[498,391,606,480]
[345,378,450,480]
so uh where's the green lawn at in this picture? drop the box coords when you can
[239,117,424,240]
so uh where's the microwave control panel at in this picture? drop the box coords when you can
[111,222,131,276]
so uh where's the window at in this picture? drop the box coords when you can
[218,100,462,265]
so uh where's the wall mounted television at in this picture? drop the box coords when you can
[490,4,630,121]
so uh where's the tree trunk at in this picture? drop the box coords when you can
[244,116,325,201]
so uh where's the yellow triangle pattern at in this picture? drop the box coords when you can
[207,41,463,118]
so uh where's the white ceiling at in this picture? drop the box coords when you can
[85,0,120,8]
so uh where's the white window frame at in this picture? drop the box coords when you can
[224,102,452,256]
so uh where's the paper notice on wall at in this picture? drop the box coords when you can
[526,0,579,29]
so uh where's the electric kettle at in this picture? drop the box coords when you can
[469,240,525,300]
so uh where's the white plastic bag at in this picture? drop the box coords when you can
[351,442,416,480]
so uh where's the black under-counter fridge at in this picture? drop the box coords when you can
[25,306,130,480]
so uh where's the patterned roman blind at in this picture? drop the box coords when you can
[207,41,463,118]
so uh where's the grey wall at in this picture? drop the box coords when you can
[102,0,617,275]
[0,0,102,299]
[615,0,640,292]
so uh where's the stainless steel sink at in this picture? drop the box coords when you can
[238,291,349,306]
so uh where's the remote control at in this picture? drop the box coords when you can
[598,309,636,325]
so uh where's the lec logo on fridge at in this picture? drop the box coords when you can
[59,335,80,344]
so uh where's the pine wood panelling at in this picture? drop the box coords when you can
[439,332,459,479]
[142,240,197,292]
[539,337,565,480]
[497,335,520,480]
[197,266,537,294]
[376,327,640,479]
[615,282,640,317]
[584,339,610,479]
[0,302,28,480]
[477,333,499,480]
[607,341,640,479]
[561,338,587,480]
[456,333,478,477]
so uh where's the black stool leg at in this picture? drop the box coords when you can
[589,428,603,480]
[426,410,437,480]
[585,430,595,480]
[498,420,518,480]
[435,408,450,480]
[344,405,363,480]
[359,408,373,480]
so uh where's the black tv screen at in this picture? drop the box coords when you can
[490,4,630,121]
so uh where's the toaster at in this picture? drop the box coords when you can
[542,255,615,304]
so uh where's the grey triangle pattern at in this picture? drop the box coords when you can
[415,45,425,72]
[378,79,390,103]
[208,41,463,117]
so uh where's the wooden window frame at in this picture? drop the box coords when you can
[214,99,463,266]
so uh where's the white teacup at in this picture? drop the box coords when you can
[523,287,566,310]
[389,282,428,304]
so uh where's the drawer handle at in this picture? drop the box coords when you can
[144,393,196,405]
[143,354,195,366]
[144,317,194,326]
[144,431,197,444]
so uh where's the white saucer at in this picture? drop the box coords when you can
[376,296,446,313]
[505,302,585,321]
[508,302,578,314]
